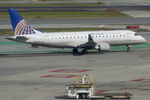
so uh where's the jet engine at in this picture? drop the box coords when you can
[95,42,110,51]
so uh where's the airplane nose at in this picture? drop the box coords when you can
[140,36,146,43]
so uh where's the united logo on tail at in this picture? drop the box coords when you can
[8,9,36,35]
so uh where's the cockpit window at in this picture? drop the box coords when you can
[135,34,140,36]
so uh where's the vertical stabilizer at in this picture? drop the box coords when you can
[8,9,36,35]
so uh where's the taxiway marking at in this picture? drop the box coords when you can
[41,74,78,78]
[49,69,91,73]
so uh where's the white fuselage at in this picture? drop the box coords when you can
[7,9,146,53]
[22,30,146,48]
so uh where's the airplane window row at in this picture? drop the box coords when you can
[50,36,87,39]
[49,34,126,39]
[91,33,104,35]
[92,34,126,37]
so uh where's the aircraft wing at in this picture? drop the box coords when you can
[77,34,110,51]
[77,34,97,49]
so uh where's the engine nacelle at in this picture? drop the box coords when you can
[95,42,110,51]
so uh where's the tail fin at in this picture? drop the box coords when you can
[8,9,36,35]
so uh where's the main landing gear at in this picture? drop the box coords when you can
[127,45,130,52]
[72,48,88,54]
[72,48,78,53]
[82,49,88,54]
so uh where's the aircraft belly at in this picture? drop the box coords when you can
[35,40,86,48]
[40,42,74,48]
[44,39,87,48]
[108,40,142,46]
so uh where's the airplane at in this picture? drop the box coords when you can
[6,9,146,54]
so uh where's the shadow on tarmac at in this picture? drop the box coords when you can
[0,50,135,57]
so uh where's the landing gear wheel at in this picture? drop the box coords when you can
[82,49,88,54]
[98,45,101,53]
[127,45,130,52]
[72,48,78,53]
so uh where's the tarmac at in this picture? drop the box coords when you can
[1,18,150,29]
[1,6,150,12]
[0,0,150,6]
[0,32,150,100]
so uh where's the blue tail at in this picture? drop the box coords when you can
[8,9,36,35]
